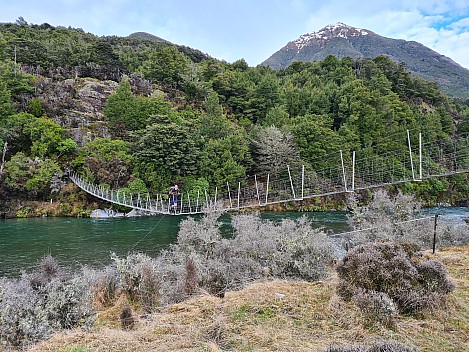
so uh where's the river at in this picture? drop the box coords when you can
[1,208,468,278]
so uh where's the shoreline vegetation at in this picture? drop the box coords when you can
[28,244,469,352]
[1,191,468,351]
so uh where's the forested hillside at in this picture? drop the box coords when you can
[1,19,468,217]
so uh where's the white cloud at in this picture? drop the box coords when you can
[449,17,469,30]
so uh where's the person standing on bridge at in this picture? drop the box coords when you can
[168,184,180,213]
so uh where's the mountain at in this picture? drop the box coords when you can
[127,31,170,43]
[127,31,210,62]
[262,23,469,98]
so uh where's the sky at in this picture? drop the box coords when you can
[1,0,469,69]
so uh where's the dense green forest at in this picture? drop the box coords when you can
[1,19,468,216]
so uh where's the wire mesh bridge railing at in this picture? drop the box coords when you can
[69,131,469,215]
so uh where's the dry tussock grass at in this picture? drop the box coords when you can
[28,245,469,352]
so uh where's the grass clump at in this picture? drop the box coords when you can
[119,304,134,330]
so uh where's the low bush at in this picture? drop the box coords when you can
[326,340,417,351]
[170,211,336,298]
[346,190,429,248]
[437,221,469,247]
[230,213,336,281]
[82,265,119,308]
[0,256,95,349]
[0,277,51,348]
[336,242,454,315]
[351,289,397,326]
[346,190,469,250]
[110,211,336,305]
[111,252,161,311]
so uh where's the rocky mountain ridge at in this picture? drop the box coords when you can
[292,22,375,51]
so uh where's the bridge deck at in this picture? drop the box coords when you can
[69,132,469,215]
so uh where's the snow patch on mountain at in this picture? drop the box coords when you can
[293,22,374,52]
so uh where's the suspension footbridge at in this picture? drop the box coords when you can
[69,131,469,215]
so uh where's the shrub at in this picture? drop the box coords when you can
[346,190,430,248]
[230,214,336,281]
[352,289,397,326]
[42,276,94,330]
[436,221,469,247]
[82,265,119,308]
[139,259,161,312]
[368,340,417,351]
[0,257,95,349]
[0,277,51,348]
[151,250,187,305]
[326,347,366,352]
[39,254,60,277]
[175,210,222,256]
[170,212,335,298]
[346,190,469,250]
[28,254,64,289]
[336,242,454,315]
[110,211,336,305]
[326,340,417,351]
[111,252,162,311]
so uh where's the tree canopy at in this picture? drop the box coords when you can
[0,20,468,207]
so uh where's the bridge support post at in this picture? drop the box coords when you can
[255,175,261,205]
[237,182,241,209]
[215,186,218,206]
[419,132,423,180]
[452,141,458,172]
[265,174,270,204]
[340,150,356,192]
[340,150,348,192]
[301,165,304,199]
[181,193,185,214]
[287,165,296,199]
[407,130,416,180]
[227,182,233,209]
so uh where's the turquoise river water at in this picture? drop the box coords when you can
[1,208,467,278]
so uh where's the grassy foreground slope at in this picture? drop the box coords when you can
[30,244,469,352]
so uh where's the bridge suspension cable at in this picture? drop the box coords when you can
[69,131,469,215]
